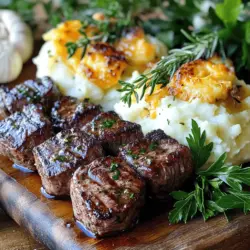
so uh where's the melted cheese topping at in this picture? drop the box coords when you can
[167,57,236,103]
[116,27,157,66]
[42,20,161,91]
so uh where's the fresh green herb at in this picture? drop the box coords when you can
[169,120,250,224]
[101,119,116,128]
[139,148,146,154]
[180,122,185,126]
[110,162,120,180]
[149,142,158,151]
[118,31,219,107]
[53,155,69,162]
[110,162,119,172]
[112,170,120,180]
[129,193,135,199]
[127,150,139,159]
[215,0,242,28]
[186,119,213,170]
[168,104,172,108]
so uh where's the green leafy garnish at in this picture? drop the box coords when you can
[169,120,250,224]
[149,142,158,151]
[110,162,120,180]
[101,119,116,128]
[186,119,213,170]
[215,0,242,27]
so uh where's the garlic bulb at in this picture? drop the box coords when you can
[0,10,34,83]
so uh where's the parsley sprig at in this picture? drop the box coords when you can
[118,31,220,107]
[169,120,250,224]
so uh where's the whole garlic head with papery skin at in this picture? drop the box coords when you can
[0,10,34,83]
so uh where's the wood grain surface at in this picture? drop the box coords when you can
[1,47,250,250]
[0,207,46,250]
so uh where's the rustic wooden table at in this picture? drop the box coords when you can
[0,207,46,250]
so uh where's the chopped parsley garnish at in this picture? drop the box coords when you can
[110,162,120,180]
[101,119,116,128]
[139,148,146,154]
[112,170,120,180]
[129,193,135,199]
[127,149,139,159]
[64,136,73,144]
[149,142,158,151]
[53,155,69,162]
[110,162,119,172]
[17,87,41,103]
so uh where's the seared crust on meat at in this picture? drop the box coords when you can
[82,111,144,155]
[145,129,173,141]
[51,96,102,131]
[33,128,104,196]
[0,104,52,170]
[120,130,193,199]
[0,77,59,118]
[70,156,145,237]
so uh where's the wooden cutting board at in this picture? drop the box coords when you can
[1,50,250,250]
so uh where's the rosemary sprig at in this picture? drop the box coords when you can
[118,30,220,107]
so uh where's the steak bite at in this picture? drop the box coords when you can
[82,111,143,155]
[0,104,52,171]
[0,76,59,118]
[51,96,102,131]
[120,130,193,200]
[70,156,145,237]
[33,128,104,196]
[145,129,173,141]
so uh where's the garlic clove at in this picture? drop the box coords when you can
[0,41,23,83]
[9,27,33,63]
[0,10,34,63]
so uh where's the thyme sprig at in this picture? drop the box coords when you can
[118,30,220,107]
[66,8,133,59]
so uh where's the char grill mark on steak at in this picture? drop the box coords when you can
[0,77,59,118]
[51,96,102,131]
[33,128,104,196]
[70,156,145,237]
[82,111,144,155]
[119,130,193,200]
[0,104,52,171]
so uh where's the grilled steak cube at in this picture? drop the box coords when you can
[33,128,104,196]
[145,129,173,141]
[120,130,193,200]
[51,96,102,131]
[0,104,52,171]
[0,76,59,118]
[70,156,145,237]
[82,111,143,155]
